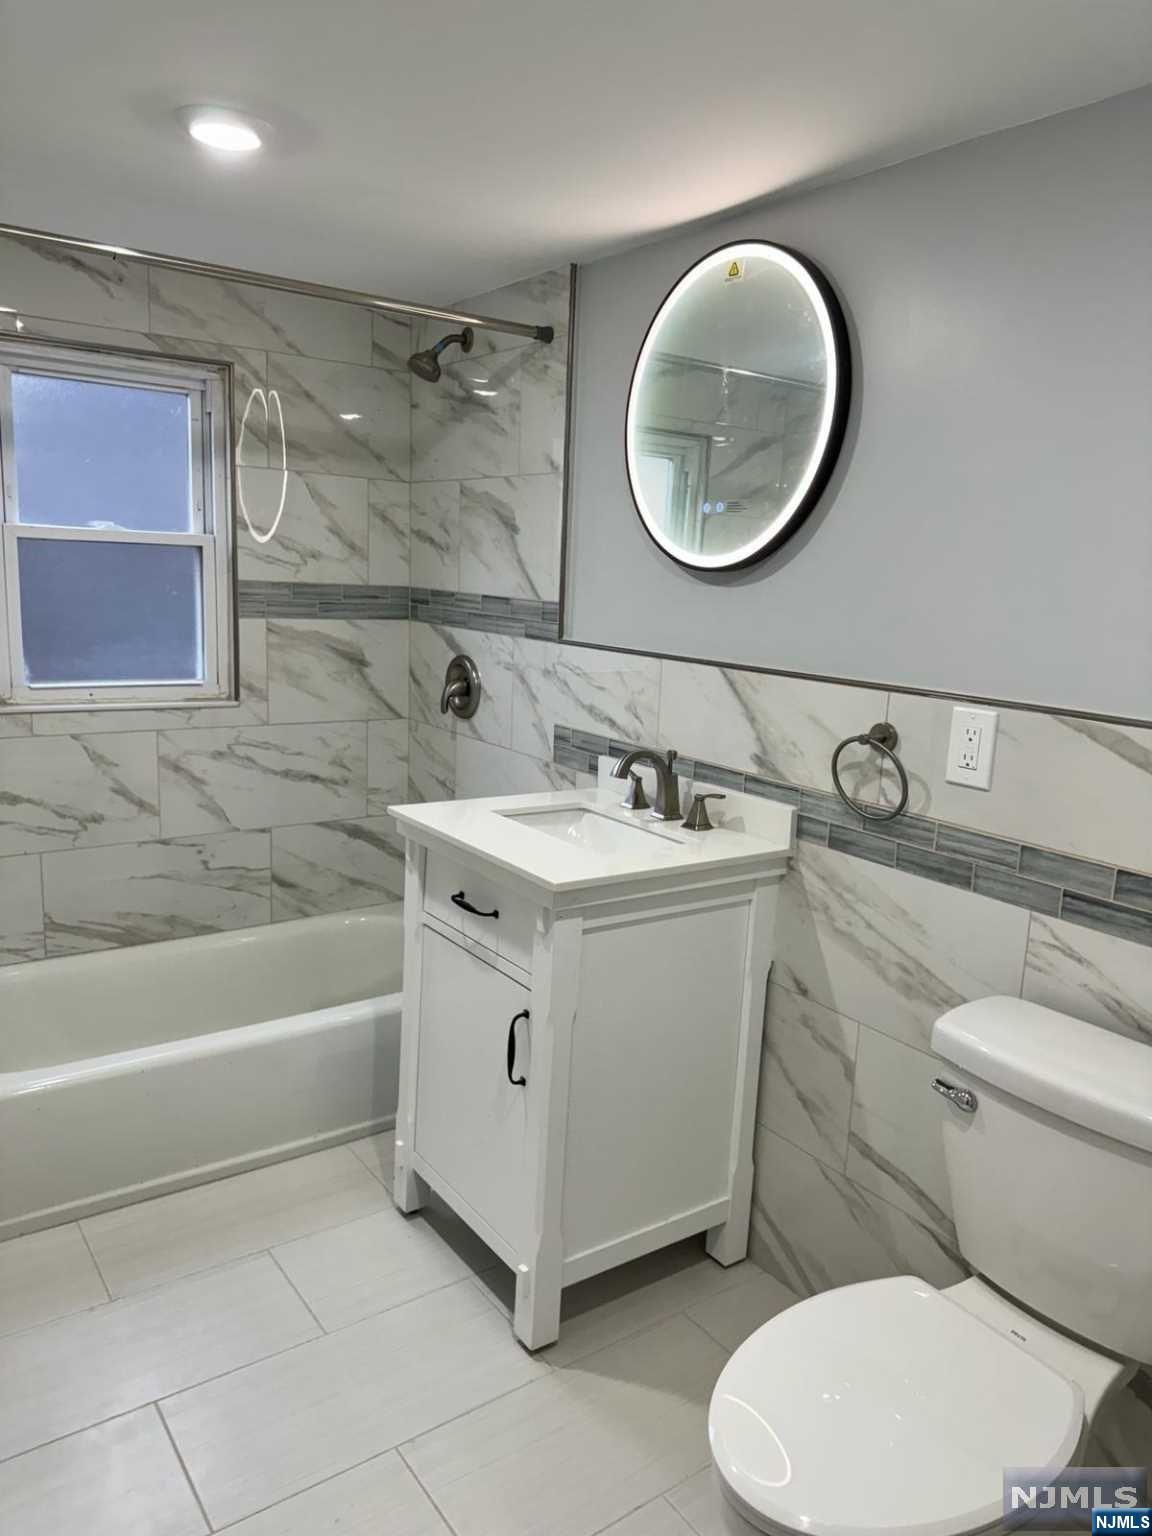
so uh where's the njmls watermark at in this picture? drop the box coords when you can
[1005,1470,1149,1530]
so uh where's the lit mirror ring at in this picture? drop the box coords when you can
[625,240,851,571]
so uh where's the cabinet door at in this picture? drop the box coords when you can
[415,927,533,1251]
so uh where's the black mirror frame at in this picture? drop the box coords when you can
[625,239,852,572]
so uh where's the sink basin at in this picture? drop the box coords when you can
[503,806,682,856]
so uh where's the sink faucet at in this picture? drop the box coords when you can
[610,747,682,822]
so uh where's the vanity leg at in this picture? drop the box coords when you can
[513,1260,562,1351]
[392,1143,425,1214]
[706,1180,752,1266]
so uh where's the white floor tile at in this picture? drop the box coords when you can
[0,1255,317,1462]
[599,1498,697,1536]
[402,1314,726,1536]
[542,1246,752,1368]
[0,1224,108,1338]
[0,1407,206,1536]
[667,1468,759,1536]
[684,1269,797,1352]
[221,1451,450,1536]
[81,1148,390,1296]
[348,1131,396,1190]
[272,1207,475,1330]
[162,1279,548,1529]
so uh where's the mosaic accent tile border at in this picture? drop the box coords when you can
[239,581,560,638]
[552,726,1152,949]
[238,581,410,619]
[410,588,560,640]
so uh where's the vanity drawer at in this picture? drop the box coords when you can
[423,851,536,972]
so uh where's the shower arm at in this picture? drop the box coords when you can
[0,221,555,344]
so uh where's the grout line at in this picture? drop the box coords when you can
[75,1221,113,1303]
[396,1442,466,1536]
[267,1249,328,1335]
[154,1401,214,1534]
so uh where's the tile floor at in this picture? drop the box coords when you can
[0,1137,798,1536]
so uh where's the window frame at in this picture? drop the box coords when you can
[0,338,237,711]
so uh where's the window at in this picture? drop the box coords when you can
[0,340,235,709]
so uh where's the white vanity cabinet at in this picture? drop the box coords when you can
[391,789,792,1349]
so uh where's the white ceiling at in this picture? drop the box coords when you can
[1,1,1149,304]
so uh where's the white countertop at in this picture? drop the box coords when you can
[389,786,794,895]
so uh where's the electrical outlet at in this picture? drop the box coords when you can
[945,707,998,790]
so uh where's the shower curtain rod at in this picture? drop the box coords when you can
[0,222,555,343]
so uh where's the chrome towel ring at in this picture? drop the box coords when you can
[830,722,909,821]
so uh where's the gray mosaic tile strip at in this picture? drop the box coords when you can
[1018,846,1116,900]
[934,824,1021,870]
[238,581,410,619]
[972,866,1062,917]
[1060,892,1152,948]
[550,723,1148,945]
[410,587,560,640]
[1115,869,1152,913]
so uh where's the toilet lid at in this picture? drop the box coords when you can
[709,1276,1084,1536]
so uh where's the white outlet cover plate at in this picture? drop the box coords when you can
[945,706,999,790]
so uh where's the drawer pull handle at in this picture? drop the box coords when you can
[507,1009,528,1086]
[451,891,499,919]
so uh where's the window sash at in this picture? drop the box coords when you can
[0,340,236,710]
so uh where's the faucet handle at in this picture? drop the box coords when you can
[682,792,725,831]
[620,771,650,812]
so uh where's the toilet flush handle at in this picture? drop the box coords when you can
[931,1077,978,1113]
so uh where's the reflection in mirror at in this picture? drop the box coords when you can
[626,241,849,570]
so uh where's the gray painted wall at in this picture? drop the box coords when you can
[565,87,1152,721]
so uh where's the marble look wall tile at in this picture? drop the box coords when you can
[0,733,159,855]
[410,481,461,590]
[511,639,661,759]
[758,983,857,1170]
[238,471,369,584]
[0,854,45,966]
[750,1126,965,1297]
[269,354,409,479]
[369,481,411,585]
[845,1026,955,1238]
[411,350,521,481]
[271,817,404,920]
[148,336,271,466]
[459,473,562,601]
[883,694,1152,870]
[30,620,269,734]
[370,312,414,371]
[1022,913,1152,1043]
[409,624,516,747]
[437,269,570,361]
[267,618,408,724]
[367,720,411,814]
[773,843,1030,1052]
[0,234,149,329]
[0,713,32,738]
[408,724,457,803]
[158,723,366,836]
[456,736,593,800]
[518,345,568,475]
[42,832,271,957]
[148,269,371,363]
[658,661,885,800]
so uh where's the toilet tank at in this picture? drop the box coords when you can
[932,998,1152,1365]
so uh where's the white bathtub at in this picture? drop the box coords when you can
[0,905,403,1238]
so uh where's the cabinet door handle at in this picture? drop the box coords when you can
[451,890,500,919]
[506,1010,528,1086]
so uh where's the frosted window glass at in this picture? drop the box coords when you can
[18,540,204,685]
[11,373,194,532]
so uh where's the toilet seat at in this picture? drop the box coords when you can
[709,1275,1084,1536]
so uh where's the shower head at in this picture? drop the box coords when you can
[407,327,474,383]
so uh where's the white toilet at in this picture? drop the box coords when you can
[709,996,1152,1536]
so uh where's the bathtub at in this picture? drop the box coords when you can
[0,905,403,1239]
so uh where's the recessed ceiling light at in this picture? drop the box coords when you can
[179,106,265,154]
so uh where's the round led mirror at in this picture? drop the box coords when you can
[626,240,850,570]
